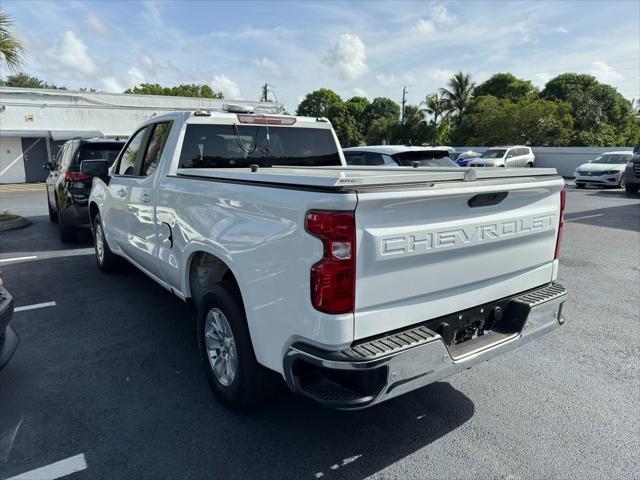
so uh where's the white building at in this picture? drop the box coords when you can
[0,87,282,183]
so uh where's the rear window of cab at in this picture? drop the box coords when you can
[178,124,341,168]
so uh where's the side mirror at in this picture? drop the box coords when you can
[43,161,54,170]
[80,160,109,178]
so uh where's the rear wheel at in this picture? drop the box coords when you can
[56,199,75,242]
[197,285,280,410]
[93,213,119,272]
[47,193,57,222]
[576,183,586,189]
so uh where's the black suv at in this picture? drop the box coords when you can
[624,153,640,194]
[45,138,125,241]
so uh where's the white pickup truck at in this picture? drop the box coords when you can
[84,107,567,410]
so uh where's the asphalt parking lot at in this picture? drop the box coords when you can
[0,183,639,480]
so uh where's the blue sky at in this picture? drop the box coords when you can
[3,0,639,110]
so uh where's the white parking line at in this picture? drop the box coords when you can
[0,256,38,263]
[5,453,87,480]
[565,213,604,222]
[14,301,56,312]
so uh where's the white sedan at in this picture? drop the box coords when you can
[574,151,633,189]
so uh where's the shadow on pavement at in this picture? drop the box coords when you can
[564,203,640,233]
[0,215,93,254]
[0,255,475,480]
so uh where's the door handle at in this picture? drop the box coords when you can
[117,188,127,198]
[141,193,151,203]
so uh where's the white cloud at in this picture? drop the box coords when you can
[254,57,282,76]
[86,13,111,35]
[102,77,124,93]
[352,87,368,98]
[413,19,435,36]
[533,72,551,87]
[211,74,241,99]
[590,61,623,83]
[553,26,569,34]
[427,68,454,83]
[429,4,456,26]
[127,67,145,86]
[413,4,456,36]
[55,31,99,78]
[376,72,415,87]
[324,33,368,81]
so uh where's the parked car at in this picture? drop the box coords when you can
[45,138,126,242]
[86,109,567,410]
[573,151,634,189]
[468,146,535,168]
[455,150,482,167]
[623,153,640,193]
[0,275,17,370]
[343,146,458,167]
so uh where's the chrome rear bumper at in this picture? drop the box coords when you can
[284,283,567,409]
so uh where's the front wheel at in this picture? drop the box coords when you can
[93,213,119,272]
[197,285,280,410]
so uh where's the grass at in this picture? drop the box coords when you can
[0,210,19,222]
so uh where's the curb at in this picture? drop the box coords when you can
[0,216,31,232]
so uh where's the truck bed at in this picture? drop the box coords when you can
[176,165,560,190]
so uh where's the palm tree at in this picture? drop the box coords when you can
[440,71,475,121]
[0,12,25,73]
[420,92,448,144]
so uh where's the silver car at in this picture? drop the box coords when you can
[574,151,633,189]
[469,146,535,168]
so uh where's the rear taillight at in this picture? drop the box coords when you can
[236,114,296,125]
[305,210,355,314]
[64,171,91,182]
[555,189,566,259]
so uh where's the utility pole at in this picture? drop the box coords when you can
[261,83,268,102]
[401,85,407,125]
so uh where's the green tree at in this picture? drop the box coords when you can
[541,73,636,145]
[365,117,396,145]
[0,12,24,72]
[296,88,342,117]
[344,96,370,136]
[363,97,400,131]
[455,96,574,146]
[125,83,223,98]
[396,105,426,145]
[327,103,363,147]
[440,71,475,121]
[421,92,449,144]
[0,72,66,90]
[474,73,537,102]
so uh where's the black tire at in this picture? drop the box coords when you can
[56,199,75,242]
[625,184,639,193]
[197,285,280,410]
[93,213,119,272]
[576,183,586,189]
[618,176,625,189]
[527,162,534,168]
[47,192,57,222]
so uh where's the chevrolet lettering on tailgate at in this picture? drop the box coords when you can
[379,214,556,257]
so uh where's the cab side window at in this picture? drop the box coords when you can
[141,122,172,177]
[117,127,148,176]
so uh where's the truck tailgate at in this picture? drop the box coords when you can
[354,176,564,339]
